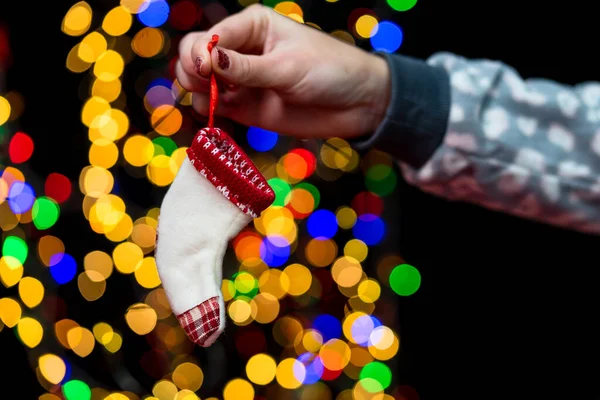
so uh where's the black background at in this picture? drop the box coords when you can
[1,1,600,399]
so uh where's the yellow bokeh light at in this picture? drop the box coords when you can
[134,257,161,289]
[146,155,177,186]
[305,238,338,267]
[175,390,200,400]
[80,166,114,198]
[93,322,114,344]
[0,96,10,126]
[104,332,123,353]
[120,0,146,13]
[152,380,178,400]
[81,96,111,127]
[92,79,122,103]
[280,263,312,296]
[274,2,303,17]
[355,15,379,39]
[55,319,79,349]
[223,378,254,400]
[249,293,280,324]
[94,50,125,82]
[62,1,93,36]
[89,139,119,169]
[336,206,357,229]
[89,108,130,142]
[84,250,114,281]
[17,317,44,348]
[302,329,324,353]
[124,135,155,167]
[258,269,287,299]
[132,27,165,58]
[332,256,363,288]
[246,354,276,385]
[171,147,188,170]
[344,239,368,262]
[228,299,253,325]
[319,339,351,371]
[77,271,107,301]
[276,358,304,389]
[125,303,157,335]
[172,362,204,392]
[0,297,22,327]
[151,105,183,136]
[368,326,399,361]
[131,220,157,248]
[113,242,143,274]
[18,276,45,308]
[78,32,108,63]
[357,279,381,303]
[0,256,23,288]
[38,354,66,385]
[67,326,95,357]
[105,213,133,242]
[102,6,133,36]
[66,44,92,73]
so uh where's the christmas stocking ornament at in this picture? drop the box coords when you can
[155,35,275,347]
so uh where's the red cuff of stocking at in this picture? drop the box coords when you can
[187,127,275,218]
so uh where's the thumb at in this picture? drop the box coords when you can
[211,46,275,88]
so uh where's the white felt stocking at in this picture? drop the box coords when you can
[155,127,274,347]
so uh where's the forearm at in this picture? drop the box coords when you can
[354,52,600,235]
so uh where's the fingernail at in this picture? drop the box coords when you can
[195,56,204,76]
[216,48,230,70]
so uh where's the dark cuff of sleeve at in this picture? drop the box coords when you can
[351,52,451,170]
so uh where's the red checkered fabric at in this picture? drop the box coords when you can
[177,296,221,347]
[187,127,275,218]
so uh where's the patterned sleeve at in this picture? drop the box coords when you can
[353,52,600,235]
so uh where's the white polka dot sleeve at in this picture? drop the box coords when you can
[397,52,600,234]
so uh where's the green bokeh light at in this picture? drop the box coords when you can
[360,361,392,391]
[2,236,28,265]
[365,164,397,197]
[62,380,91,400]
[268,177,292,207]
[152,137,177,157]
[387,0,418,12]
[389,264,421,296]
[232,271,259,299]
[32,197,60,230]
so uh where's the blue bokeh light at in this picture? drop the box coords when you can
[313,314,342,342]
[370,21,403,53]
[147,77,172,90]
[49,253,77,285]
[8,181,36,214]
[352,214,385,245]
[307,209,338,239]
[247,126,278,152]
[138,0,170,28]
[259,235,290,267]
[295,353,324,384]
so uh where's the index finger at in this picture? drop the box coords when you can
[190,4,270,75]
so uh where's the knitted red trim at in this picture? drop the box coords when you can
[187,127,275,218]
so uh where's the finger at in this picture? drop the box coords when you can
[211,46,276,88]
[175,60,210,93]
[179,31,207,78]
[190,4,270,76]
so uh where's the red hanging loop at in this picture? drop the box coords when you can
[207,34,219,130]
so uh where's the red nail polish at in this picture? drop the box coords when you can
[195,56,204,76]
[217,48,230,70]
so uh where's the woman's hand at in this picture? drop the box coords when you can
[176,4,391,139]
